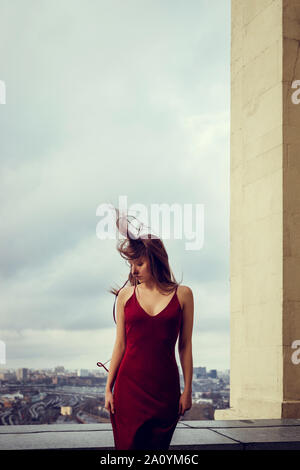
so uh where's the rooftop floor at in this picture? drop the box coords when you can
[1,419,300,453]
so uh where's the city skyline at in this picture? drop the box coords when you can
[0,365,230,372]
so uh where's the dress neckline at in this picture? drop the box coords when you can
[134,285,178,318]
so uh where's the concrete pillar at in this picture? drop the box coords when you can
[215,0,300,419]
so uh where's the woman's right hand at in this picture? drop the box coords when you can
[105,389,115,414]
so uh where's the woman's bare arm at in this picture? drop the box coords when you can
[105,287,128,392]
[178,286,194,393]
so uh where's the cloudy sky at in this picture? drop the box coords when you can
[0,0,230,373]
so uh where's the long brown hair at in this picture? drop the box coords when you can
[108,209,182,323]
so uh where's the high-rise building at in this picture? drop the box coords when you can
[16,368,28,381]
[208,369,217,379]
[195,366,207,378]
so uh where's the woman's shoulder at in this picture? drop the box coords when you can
[177,284,193,295]
[119,284,135,294]
[177,285,193,309]
[118,285,135,305]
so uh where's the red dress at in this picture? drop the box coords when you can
[110,284,183,450]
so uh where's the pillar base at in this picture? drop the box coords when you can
[215,400,282,420]
[214,408,248,420]
[282,401,300,419]
[215,400,300,420]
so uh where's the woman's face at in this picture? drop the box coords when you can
[129,256,151,282]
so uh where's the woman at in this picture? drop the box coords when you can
[104,215,194,450]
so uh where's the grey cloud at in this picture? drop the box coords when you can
[0,0,230,369]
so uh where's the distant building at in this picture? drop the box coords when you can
[196,398,214,405]
[77,369,89,377]
[61,406,72,416]
[208,369,217,378]
[54,366,65,374]
[0,392,23,402]
[217,369,230,380]
[0,371,15,381]
[31,392,46,403]
[195,367,207,378]
[16,368,28,381]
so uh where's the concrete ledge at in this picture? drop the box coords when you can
[1,419,300,451]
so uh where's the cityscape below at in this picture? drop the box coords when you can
[0,366,230,425]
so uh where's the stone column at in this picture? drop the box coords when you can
[215,0,300,420]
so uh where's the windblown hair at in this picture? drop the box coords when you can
[108,209,182,323]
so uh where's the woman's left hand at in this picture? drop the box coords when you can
[178,389,192,416]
